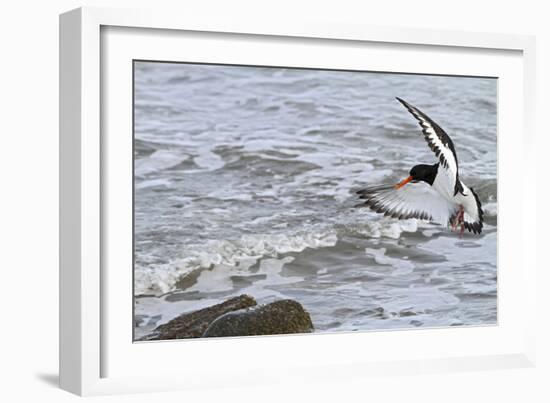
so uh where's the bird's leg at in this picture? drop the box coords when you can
[451,205,465,235]
[452,209,460,231]
[458,205,465,237]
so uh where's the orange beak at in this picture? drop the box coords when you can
[394,176,413,189]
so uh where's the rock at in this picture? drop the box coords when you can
[139,294,257,341]
[202,299,314,338]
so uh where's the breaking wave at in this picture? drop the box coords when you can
[135,227,338,296]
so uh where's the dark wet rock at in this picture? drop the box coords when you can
[203,299,314,338]
[139,294,257,341]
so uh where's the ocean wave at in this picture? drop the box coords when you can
[135,149,189,177]
[135,215,437,296]
[365,247,415,275]
[134,228,338,296]
[344,216,420,239]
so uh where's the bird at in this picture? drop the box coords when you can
[355,97,483,235]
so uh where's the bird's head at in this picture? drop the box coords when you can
[394,163,438,189]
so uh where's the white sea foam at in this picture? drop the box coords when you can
[365,247,415,275]
[206,189,253,201]
[418,231,497,263]
[253,256,301,286]
[422,229,439,237]
[382,286,460,313]
[193,147,225,171]
[135,149,189,177]
[136,178,172,190]
[134,228,337,296]
[483,202,498,217]
[354,218,418,239]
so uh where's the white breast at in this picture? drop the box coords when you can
[432,169,456,202]
[435,178,479,223]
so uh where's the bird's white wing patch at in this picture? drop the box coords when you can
[396,98,462,196]
[356,182,457,225]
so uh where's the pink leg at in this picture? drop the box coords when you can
[451,206,465,235]
[458,206,465,237]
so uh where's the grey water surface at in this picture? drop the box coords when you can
[133,61,497,339]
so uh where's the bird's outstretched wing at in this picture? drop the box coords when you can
[396,97,463,196]
[355,182,457,225]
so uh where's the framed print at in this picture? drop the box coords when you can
[59,7,537,396]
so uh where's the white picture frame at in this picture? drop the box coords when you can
[59,6,537,396]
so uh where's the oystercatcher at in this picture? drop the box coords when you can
[356,97,483,235]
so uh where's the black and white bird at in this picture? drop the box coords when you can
[356,97,483,235]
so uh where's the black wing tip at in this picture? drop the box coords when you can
[395,97,422,117]
[470,187,484,234]
[458,187,484,235]
[396,96,460,177]
[395,97,409,107]
[354,184,434,222]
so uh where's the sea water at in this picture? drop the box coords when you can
[133,62,497,339]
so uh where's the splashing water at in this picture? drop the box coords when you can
[133,62,497,338]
